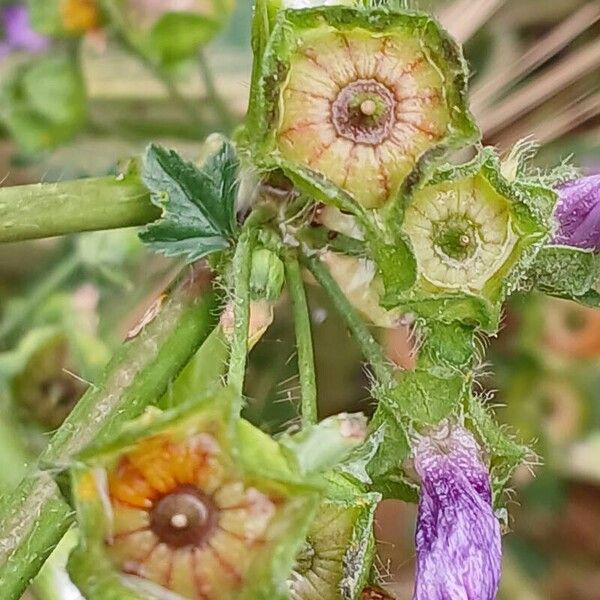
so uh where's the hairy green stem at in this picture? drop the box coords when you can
[285,253,318,425]
[302,254,395,387]
[0,253,80,346]
[226,228,254,405]
[0,174,158,243]
[0,414,76,600]
[0,264,221,598]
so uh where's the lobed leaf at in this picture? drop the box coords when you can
[139,142,239,262]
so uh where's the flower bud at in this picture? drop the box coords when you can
[411,422,501,600]
[553,175,600,250]
[250,247,285,301]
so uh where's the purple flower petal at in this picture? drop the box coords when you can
[412,423,501,600]
[1,4,49,55]
[553,175,600,250]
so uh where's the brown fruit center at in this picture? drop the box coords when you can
[331,79,396,145]
[150,485,217,548]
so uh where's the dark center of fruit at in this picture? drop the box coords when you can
[331,79,396,144]
[433,217,480,261]
[150,485,217,548]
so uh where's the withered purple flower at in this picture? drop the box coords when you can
[553,175,600,250]
[0,4,48,58]
[412,422,501,600]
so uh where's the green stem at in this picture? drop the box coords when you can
[0,410,32,493]
[0,474,73,600]
[0,174,158,243]
[226,228,254,406]
[302,254,395,387]
[285,253,318,426]
[153,67,206,129]
[0,413,76,600]
[0,264,221,599]
[198,51,235,132]
[0,253,80,346]
[119,37,205,131]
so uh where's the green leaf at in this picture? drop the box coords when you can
[465,395,528,502]
[418,320,476,371]
[0,55,86,153]
[386,370,466,425]
[280,413,368,475]
[149,13,218,65]
[528,245,600,300]
[373,239,417,296]
[27,0,65,36]
[139,142,239,262]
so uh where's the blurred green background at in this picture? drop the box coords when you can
[1,1,599,599]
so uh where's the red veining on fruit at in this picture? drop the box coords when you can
[103,433,279,599]
[276,29,450,208]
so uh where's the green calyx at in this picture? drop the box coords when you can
[244,5,477,209]
[69,388,368,600]
[289,475,380,600]
[385,149,555,332]
[250,247,285,301]
[527,245,600,305]
[69,388,321,600]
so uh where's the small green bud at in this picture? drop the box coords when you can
[250,247,285,301]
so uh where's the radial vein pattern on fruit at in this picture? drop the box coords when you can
[403,176,518,291]
[96,433,283,598]
[276,28,452,208]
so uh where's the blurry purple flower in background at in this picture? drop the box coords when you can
[553,175,600,250]
[0,4,49,60]
[412,422,501,600]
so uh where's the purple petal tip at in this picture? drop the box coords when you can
[412,422,501,600]
[553,175,600,250]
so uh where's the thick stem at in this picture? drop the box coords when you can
[0,174,158,243]
[0,474,73,600]
[226,228,254,406]
[285,253,318,426]
[0,414,77,600]
[0,264,221,598]
[302,254,395,387]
